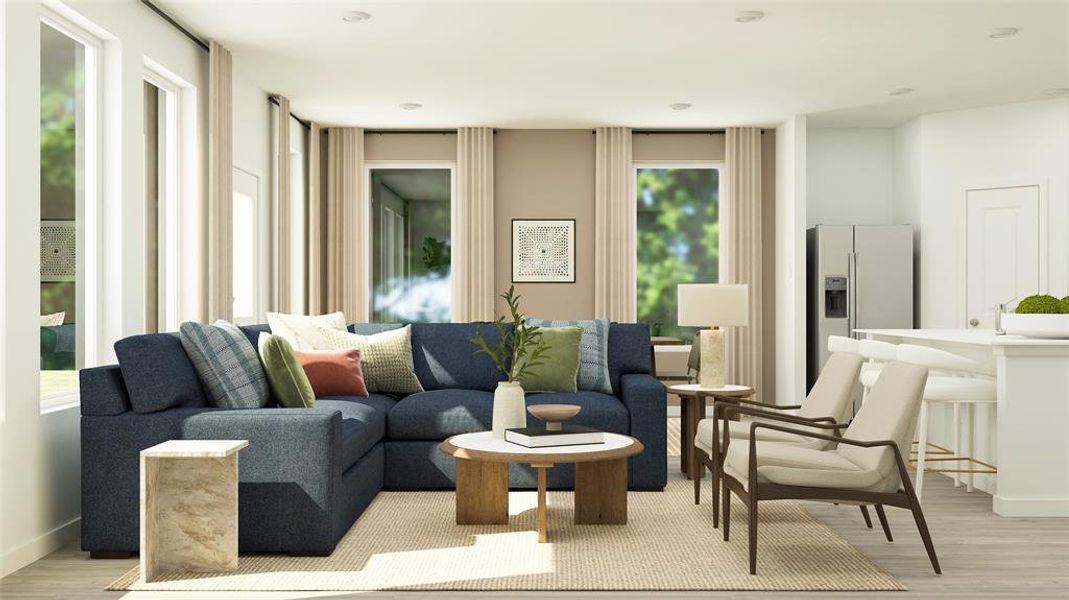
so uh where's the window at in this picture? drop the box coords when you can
[635,166,720,340]
[232,167,260,324]
[143,69,182,333]
[39,18,98,399]
[367,166,453,323]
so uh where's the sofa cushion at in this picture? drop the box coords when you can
[387,389,629,440]
[180,321,270,410]
[317,395,396,470]
[317,325,424,394]
[296,348,368,399]
[114,333,209,413]
[410,323,507,392]
[526,317,612,394]
[266,311,347,350]
[258,333,316,408]
[387,389,495,440]
[515,326,583,393]
[526,391,630,434]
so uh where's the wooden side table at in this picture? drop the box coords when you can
[140,440,248,583]
[666,383,754,480]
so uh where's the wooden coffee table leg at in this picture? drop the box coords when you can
[531,463,552,543]
[455,458,508,525]
[574,458,628,525]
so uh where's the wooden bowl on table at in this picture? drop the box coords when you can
[527,404,581,431]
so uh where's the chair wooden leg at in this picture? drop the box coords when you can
[874,504,894,542]
[722,477,731,542]
[915,401,930,501]
[860,505,873,529]
[712,451,720,528]
[694,458,701,505]
[906,490,941,574]
[748,492,758,575]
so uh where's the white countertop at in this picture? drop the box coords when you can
[855,329,1069,347]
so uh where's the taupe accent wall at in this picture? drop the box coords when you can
[365,132,457,161]
[494,130,597,319]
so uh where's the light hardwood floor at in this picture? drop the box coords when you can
[3,418,1067,600]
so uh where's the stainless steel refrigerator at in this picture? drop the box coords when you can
[806,225,914,390]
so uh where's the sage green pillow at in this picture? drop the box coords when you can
[517,326,583,393]
[258,333,315,408]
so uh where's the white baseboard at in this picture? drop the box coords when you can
[1,517,80,577]
[993,495,1069,517]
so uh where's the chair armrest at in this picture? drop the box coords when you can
[728,397,803,411]
[714,401,840,427]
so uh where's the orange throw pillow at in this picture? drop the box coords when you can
[295,348,369,398]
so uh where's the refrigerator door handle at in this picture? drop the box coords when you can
[848,252,857,339]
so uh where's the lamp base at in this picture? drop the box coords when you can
[698,328,726,389]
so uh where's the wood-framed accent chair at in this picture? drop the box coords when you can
[692,347,864,528]
[717,361,940,575]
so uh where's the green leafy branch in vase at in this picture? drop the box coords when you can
[470,285,551,383]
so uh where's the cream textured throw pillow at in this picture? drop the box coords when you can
[316,324,424,394]
[266,311,347,350]
[40,312,66,326]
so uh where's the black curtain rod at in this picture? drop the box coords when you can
[365,129,460,135]
[140,0,208,52]
[268,95,311,130]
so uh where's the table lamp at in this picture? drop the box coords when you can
[677,283,750,388]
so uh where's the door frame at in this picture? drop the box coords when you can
[959,179,1048,326]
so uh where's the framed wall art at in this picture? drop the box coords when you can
[511,219,576,283]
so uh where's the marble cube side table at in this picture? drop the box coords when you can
[140,439,248,583]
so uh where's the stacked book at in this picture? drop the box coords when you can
[505,425,605,448]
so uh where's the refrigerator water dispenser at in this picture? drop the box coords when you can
[824,276,848,318]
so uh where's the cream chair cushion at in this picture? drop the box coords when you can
[721,440,886,492]
[797,351,863,424]
[693,418,822,454]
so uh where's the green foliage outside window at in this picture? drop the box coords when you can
[636,168,719,340]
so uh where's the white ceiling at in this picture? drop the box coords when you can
[160,1,1069,128]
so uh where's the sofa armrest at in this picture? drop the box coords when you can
[181,408,343,553]
[619,373,667,490]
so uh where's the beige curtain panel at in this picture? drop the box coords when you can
[454,127,496,322]
[306,122,323,315]
[723,127,764,402]
[325,127,369,322]
[274,96,292,313]
[207,41,233,322]
[594,127,636,322]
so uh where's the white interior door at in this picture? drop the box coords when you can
[966,185,1040,329]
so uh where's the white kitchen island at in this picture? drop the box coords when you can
[855,329,1069,517]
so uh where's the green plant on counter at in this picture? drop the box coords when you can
[470,285,551,383]
[1015,294,1069,314]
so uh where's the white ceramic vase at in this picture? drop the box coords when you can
[492,381,527,439]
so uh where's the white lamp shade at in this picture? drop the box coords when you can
[677,283,749,327]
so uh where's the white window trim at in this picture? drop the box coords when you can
[363,161,457,322]
[232,165,263,326]
[39,6,105,412]
[144,59,195,333]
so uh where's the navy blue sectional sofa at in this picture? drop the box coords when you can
[80,322,666,556]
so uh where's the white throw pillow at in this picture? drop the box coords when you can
[40,312,65,326]
[266,311,347,350]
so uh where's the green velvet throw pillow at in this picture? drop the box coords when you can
[258,333,315,408]
[516,326,583,393]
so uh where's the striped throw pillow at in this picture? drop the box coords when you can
[180,320,270,409]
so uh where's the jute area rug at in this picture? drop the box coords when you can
[109,479,904,592]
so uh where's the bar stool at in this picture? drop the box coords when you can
[827,335,859,355]
[896,343,997,500]
[857,339,897,404]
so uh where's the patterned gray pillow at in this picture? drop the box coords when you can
[526,317,612,394]
[317,324,424,394]
[180,320,270,409]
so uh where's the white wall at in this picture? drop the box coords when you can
[775,116,807,405]
[806,128,894,227]
[1,0,210,576]
[896,98,1069,328]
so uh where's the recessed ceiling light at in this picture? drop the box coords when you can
[341,10,371,23]
[669,102,692,111]
[736,11,765,23]
[1042,87,1069,96]
[988,27,1019,39]
[888,87,914,96]
[400,102,422,111]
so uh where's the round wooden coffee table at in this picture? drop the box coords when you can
[439,432,644,543]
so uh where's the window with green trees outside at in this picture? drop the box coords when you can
[636,167,720,341]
